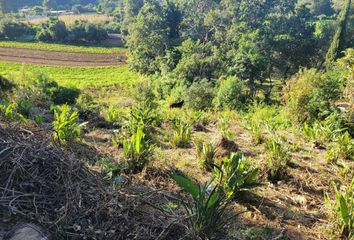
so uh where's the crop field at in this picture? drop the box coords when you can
[27,14,113,25]
[0,41,126,54]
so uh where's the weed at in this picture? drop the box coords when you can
[104,105,122,124]
[99,158,120,182]
[217,113,235,140]
[16,98,32,117]
[326,132,354,162]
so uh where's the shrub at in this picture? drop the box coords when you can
[170,117,191,148]
[195,140,216,170]
[248,122,265,145]
[184,79,215,110]
[215,76,246,111]
[172,174,227,236]
[122,126,154,173]
[52,104,86,143]
[264,136,290,181]
[214,152,261,198]
[0,75,15,96]
[0,20,35,40]
[217,111,235,140]
[16,98,32,117]
[37,18,68,42]
[325,179,354,239]
[50,86,80,105]
[284,68,344,123]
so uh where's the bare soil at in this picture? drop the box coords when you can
[0,47,126,67]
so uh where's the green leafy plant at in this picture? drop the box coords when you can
[326,179,354,239]
[214,152,261,198]
[99,158,120,182]
[195,140,216,170]
[217,114,235,140]
[326,131,354,162]
[0,101,26,122]
[170,117,191,148]
[104,105,122,124]
[172,174,227,236]
[52,104,86,143]
[264,136,290,181]
[248,122,265,145]
[16,98,32,117]
[122,126,154,173]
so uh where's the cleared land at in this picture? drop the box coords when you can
[27,14,113,25]
[0,41,125,54]
[0,46,126,67]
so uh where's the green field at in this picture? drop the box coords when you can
[0,41,126,54]
[0,61,137,89]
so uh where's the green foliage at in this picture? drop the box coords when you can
[326,179,354,239]
[16,98,32,117]
[52,104,86,143]
[217,111,235,140]
[172,174,227,236]
[99,158,120,182]
[264,135,290,181]
[248,122,265,145]
[215,77,246,111]
[184,79,215,111]
[325,0,352,68]
[122,125,154,173]
[214,152,261,199]
[0,101,26,122]
[195,140,216,170]
[127,100,159,136]
[103,105,122,124]
[50,86,81,105]
[284,68,344,122]
[326,131,354,162]
[170,117,191,148]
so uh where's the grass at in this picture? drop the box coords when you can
[0,41,126,54]
[0,61,138,104]
[27,14,113,26]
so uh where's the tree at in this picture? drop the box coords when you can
[313,0,335,16]
[126,0,169,74]
[325,0,352,68]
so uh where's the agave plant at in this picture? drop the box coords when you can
[172,174,227,235]
[214,152,261,198]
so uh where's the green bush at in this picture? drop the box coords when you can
[50,86,81,105]
[52,104,86,143]
[284,67,344,123]
[16,98,32,117]
[215,77,246,110]
[172,174,227,236]
[326,131,354,162]
[0,101,26,122]
[214,152,261,199]
[185,79,215,110]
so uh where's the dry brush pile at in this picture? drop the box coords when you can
[0,124,184,239]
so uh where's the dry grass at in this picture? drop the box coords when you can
[28,14,113,26]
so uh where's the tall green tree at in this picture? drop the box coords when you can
[325,0,352,68]
[126,0,169,74]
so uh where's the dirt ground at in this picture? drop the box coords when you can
[0,47,126,67]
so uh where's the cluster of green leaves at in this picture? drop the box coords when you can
[172,174,227,236]
[170,117,191,148]
[122,125,154,173]
[195,140,216,171]
[264,135,290,181]
[0,100,27,122]
[52,104,86,143]
[214,152,261,199]
[326,179,354,239]
[326,131,354,162]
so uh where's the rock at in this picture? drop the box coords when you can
[3,224,48,240]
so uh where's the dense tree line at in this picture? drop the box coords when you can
[114,0,352,103]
